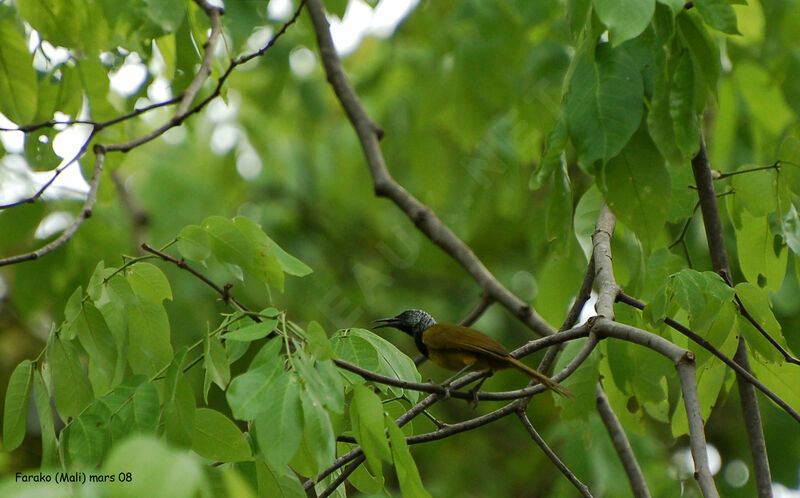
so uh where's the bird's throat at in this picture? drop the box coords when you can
[413,330,429,358]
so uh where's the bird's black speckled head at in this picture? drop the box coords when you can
[373,309,436,339]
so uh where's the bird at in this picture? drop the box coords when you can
[373,309,571,398]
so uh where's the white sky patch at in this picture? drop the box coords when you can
[0,113,24,153]
[369,0,419,38]
[267,0,294,20]
[34,211,74,239]
[110,53,148,97]
[329,0,373,56]
[246,27,275,54]
[206,93,240,124]
[236,141,263,179]
[289,46,316,77]
[210,123,240,155]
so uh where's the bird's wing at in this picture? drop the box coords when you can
[423,323,510,359]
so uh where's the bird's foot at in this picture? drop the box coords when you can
[467,386,480,409]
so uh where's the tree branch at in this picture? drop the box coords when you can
[691,136,772,497]
[0,145,104,267]
[617,292,800,424]
[517,408,593,497]
[305,0,554,338]
[591,204,717,497]
[596,384,650,498]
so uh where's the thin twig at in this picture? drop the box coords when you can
[459,293,494,327]
[714,163,778,180]
[596,384,650,497]
[105,1,306,153]
[616,292,800,423]
[0,145,104,267]
[0,130,96,210]
[517,409,593,498]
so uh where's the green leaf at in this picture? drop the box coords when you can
[128,300,174,376]
[255,458,306,498]
[530,114,567,190]
[545,160,573,250]
[648,68,685,165]
[350,384,391,478]
[566,43,644,169]
[192,408,252,462]
[62,286,83,340]
[694,0,740,34]
[204,333,230,395]
[340,441,385,493]
[266,234,313,277]
[669,51,700,159]
[778,135,800,198]
[574,185,604,259]
[233,216,285,290]
[143,0,186,32]
[249,337,284,369]
[387,418,430,498]
[32,370,57,467]
[783,205,800,258]
[750,359,800,415]
[103,436,205,497]
[299,391,336,474]
[695,301,737,366]
[554,339,600,420]
[734,61,794,136]
[332,328,422,402]
[734,211,787,291]
[178,224,212,262]
[313,359,346,414]
[164,372,196,448]
[593,0,655,45]
[127,262,173,304]
[227,360,284,421]
[677,11,720,98]
[254,374,303,469]
[48,337,94,420]
[3,360,33,451]
[735,282,787,363]
[203,216,256,281]
[731,168,777,217]
[225,319,278,342]
[0,21,37,125]
[74,302,117,394]
[132,381,160,433]
[601,125,671,248]
[75,56,115,121]
[305,321,335,361]
[66,413,108,466]
[87,261,107,302]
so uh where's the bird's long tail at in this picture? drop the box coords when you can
[506,357,573,398]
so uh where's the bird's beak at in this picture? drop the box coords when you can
[372,317,398,329]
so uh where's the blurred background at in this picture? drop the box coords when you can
[1,0,800,496]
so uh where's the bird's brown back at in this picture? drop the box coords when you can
[422,323,511,359]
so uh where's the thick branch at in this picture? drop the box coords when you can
[591,206,717,497]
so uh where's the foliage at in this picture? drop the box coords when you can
[0,0,799,497]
